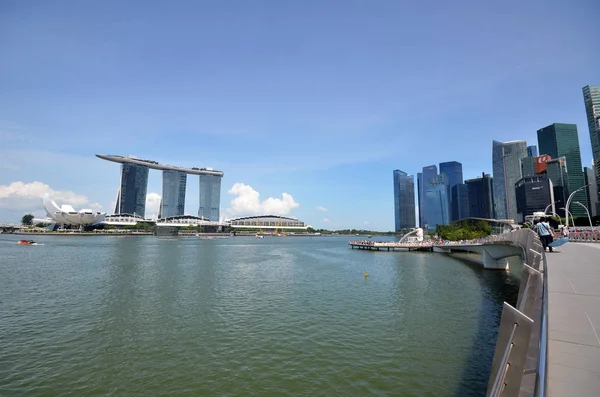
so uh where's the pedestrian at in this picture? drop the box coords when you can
[535,216,554,253]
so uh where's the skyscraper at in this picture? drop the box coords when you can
[537,123,588,217]
[416,172,422,227]
[521,157,537,178]
[545,157,569,216]
[527,145,538,157]
[584,166,599,217]
[419,165,438,228]
[583,85,600,197]
[198,174,222,221]
[393,170,416,231]
[439,161,463,222]
[465,173,495,219]
[424,173,449,228]
[451,183,470,221]
[515,176,553,223]
[492,140,527,220]
[116,163,149,216]
[160,170,187,219]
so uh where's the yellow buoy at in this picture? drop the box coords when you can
[364,272,369,278]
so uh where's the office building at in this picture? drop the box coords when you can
[465,173,495,219]
[418,165,438,228]
[97,154,224,219]
[492,140,527,220]
[424,173,450,229]
[198,174,222,221]
[527,145,538,157]
[393,170,416,231]
[521,157,537,178]
[584,166,599,217]
[537,123,588,217]
[416,172,422,227]
[451,183,470,221]
[545,157,569,216]
[515,176,554,223]
[583,85,600,196]
[440,161,463,221]
[160,170,187,219]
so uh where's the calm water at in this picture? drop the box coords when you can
[0,235,519,396]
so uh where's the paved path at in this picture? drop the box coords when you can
[546,242,600,397]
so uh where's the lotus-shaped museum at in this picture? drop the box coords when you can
[43,193,106,226]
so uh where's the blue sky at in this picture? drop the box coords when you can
[0,0,598,230]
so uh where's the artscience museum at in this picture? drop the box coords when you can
[43,193,106,226]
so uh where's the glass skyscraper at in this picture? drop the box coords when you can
[439,161,463,222]
[198,174,222,221]
[521,157,537,178]
[116,163,149,216]
[424,173,449,229]
[583,85,600,196]
[418,165,439,229]
[527,145,538,157]
[451,183,469,221]
[537,123,588,217]
[545,157,569,216]
[393,170,416,231]
[584,166,599,217]
[465,173,495,219]
[160,170,187,219]
[515,176,553,223]
[492,140,527,220]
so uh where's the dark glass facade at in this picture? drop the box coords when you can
[583,85,600,196]
[451,183,470,221]
[419,165,438,229]
[117,163,149,216]
[198,174,222,221]
[521,157,537,178]
[537,123,588,217]
[465,173,495,219]
[515,176,553,223]
[440,161,463,222]
[424,173,449,229]
[393,170,416,231]
[161,170,187,219]
[545,157,569,217]
[527,145,538,157]
[584,166,599,217]
[492,140,527,220]
[416,172,422,227]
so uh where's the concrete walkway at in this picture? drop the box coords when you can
[546,242,600,397]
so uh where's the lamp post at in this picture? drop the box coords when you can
[573,201,594,230]
[543,202,558,218]
[564,185,589,228]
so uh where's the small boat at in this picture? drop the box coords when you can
[255,235,264,239]
[18,240,36,245]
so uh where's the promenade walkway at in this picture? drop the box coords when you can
[546,242,600,397]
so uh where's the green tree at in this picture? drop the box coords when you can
[21,214,34,226]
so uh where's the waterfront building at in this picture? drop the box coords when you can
[582,85,600,196]
[96,155,224,219]
[492,140,527,220]
[521,157,537,178]
[545,157,570,216]
[584,166,599,217]
[451,183,470,221]
[515,176,553,223]
[393,170,416,231]
[527,145,538,157]
[43,193,106,226]
[423,173,450,229]
[537,123,588,217]
[160,170,187,219]
[227,215,309,230]
[465,173,495,219]
[418,165,438,229]
[198,174,222,221]
[440,161,463,222]
[116,162,149,216]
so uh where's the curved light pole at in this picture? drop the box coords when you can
[564,185,589,228]
[573,201,594,230]
[560,207,574,223]
[544,202,558,218]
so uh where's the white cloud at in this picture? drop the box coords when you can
[145,193,161,219]
[225,183,299,217]
[364,221,369,225]
[0,181,102,211]
[323,218,330,223]
[316,206,327,212]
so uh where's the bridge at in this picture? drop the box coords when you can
[0,223,25,233]
[351,230,599,396]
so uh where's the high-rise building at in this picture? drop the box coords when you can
[537,123,588,217]
[393,170,416,231]
[515,176,553,223]
[115,163,149,216]
[465,173,495,219]
[418,165,438,228]
[545,157,569,217]
[451,183,470,221]
[584,166,599,217]
[527,145,538,157]
[440,161,463,222]
[198,174,222,221]
[521,157,537,178]
[424,173,449,229]
[492,140,527,220]
[160,170,187,219]
[583,85,600,197]
[416,172,422,227]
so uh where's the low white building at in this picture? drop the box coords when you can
[43,193,106,226]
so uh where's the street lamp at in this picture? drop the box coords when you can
[544,202,558,218]
[573,201,594,230]
[564,185,589,228]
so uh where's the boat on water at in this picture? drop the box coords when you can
[255,235,264,239]
[18,240,36,245]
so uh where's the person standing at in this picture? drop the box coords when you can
[536,216,554,252]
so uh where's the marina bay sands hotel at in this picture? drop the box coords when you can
[96,155,223,221]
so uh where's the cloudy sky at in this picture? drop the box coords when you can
[0,0,598,230]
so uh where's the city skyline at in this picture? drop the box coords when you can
[0,1,597,231]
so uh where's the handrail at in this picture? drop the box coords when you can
[534,251,549,396]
